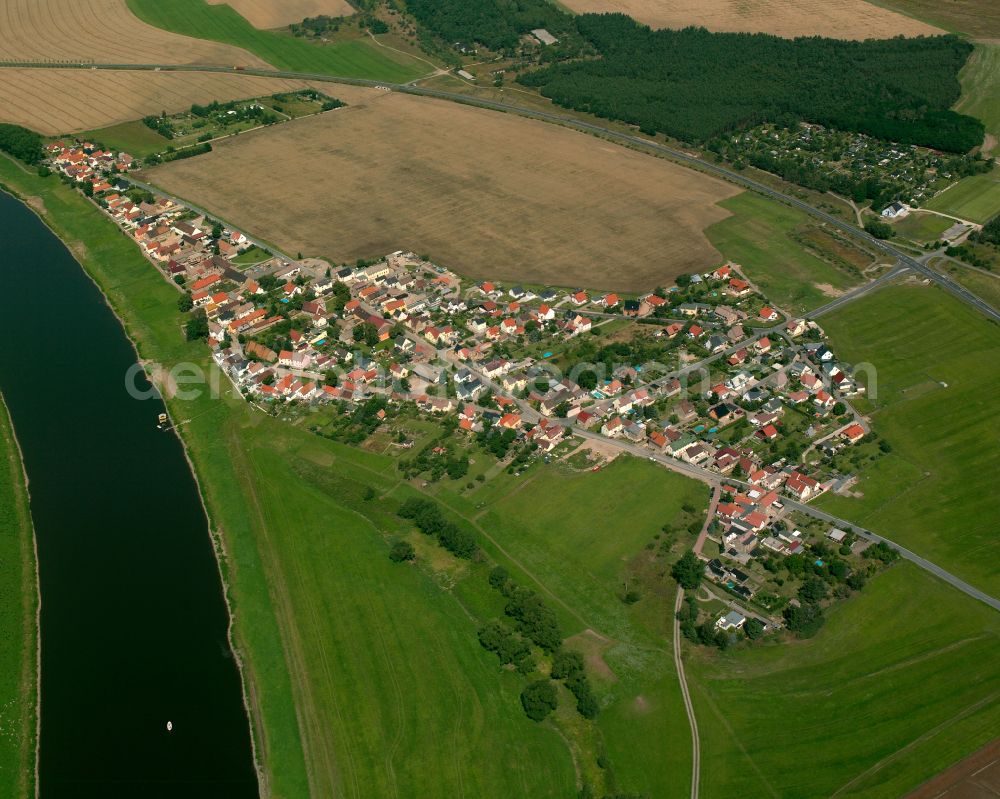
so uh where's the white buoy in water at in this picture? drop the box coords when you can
[166,721,173,732]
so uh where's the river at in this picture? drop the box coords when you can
[0,189,258,796]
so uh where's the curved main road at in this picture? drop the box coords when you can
[5,60,999,323]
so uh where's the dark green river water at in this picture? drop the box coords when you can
[0,189,258,797]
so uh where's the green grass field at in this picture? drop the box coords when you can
[422,456,708,797]
[125,0,429,81]
[706,192,863,313]
[818,283,1000,596]
[925,170,1000,224]
[71,120,169,158]
[0,394,36,799]
[690,561,1000,798]
[956,43,1000,154]
[891,211,955,244]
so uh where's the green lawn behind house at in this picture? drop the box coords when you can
[705,192,862,313]
[0,394,36,799]
[819,283,1000,595]
[125,0,429,82]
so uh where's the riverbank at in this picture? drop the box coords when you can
[0,157,298,794]
[0,392,38,799]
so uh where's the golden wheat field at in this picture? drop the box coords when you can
[207,0,355,29]
[0,70,353,134]
[561,0,942,39]
[146,91,741,290]
[0,0,264,65]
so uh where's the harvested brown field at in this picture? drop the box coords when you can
[145,92,741,291]
[560,0,942,40]
[875,0,1000,40]
[906,736,1000,798]
[0,70,336,134]
[0,0,264,65]
[208,0,355,29]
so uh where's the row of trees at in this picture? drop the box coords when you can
[518,15,983,152]
[487,566,599,720]
[973,213,1000,247]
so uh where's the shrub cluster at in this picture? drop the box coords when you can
[397,497,479,559]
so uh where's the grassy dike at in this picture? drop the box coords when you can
[0,161,581,797]
[0,393,37,799]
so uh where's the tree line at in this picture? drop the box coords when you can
[486,566,599,720]
[517,15,983,152]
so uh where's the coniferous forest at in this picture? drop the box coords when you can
[515,14,982,152]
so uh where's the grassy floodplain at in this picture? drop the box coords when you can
[924,169,1000,223]
[690,561,1000,798]
[125,0,429,82]
[819,283,1000,595]
[0,394,37,799]
[705,192,864,313]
